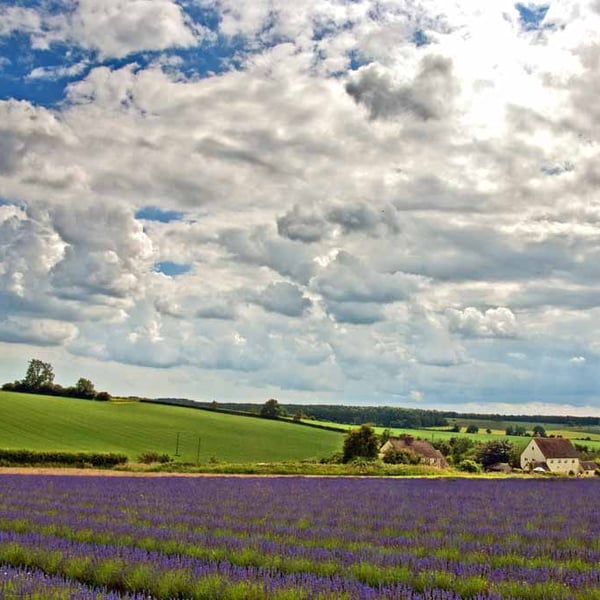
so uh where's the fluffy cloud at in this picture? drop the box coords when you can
[1,1,600,413]
[346,55,458,120]
[277,204,330,243]
[0,317,78,347]
[446,307,518,339]
[49,204,154,302]
[0,5,68,49]
[254,282,312,317]
[0,1,201,59]
[313,251,423,304]
[71,0,201,58]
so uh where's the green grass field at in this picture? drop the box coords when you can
[0,391,343,463]
[301,418,600,451]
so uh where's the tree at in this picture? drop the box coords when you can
[75,378,96,398]
[449,436,475,463]
[342,424,379,463]
[22,359,54,391]
[293,409,304,422]
[466,424,479,434]
[260,398,283,419]
[432,439,452,457]
[532,425,547,437]
[476,440,513,468]
[379,428,393,446]
[505,425,527,436]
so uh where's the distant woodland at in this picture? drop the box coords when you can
[152,399,600,429]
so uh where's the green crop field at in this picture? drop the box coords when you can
[301,418,600,451]
[0,391,343,463]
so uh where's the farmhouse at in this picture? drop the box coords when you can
[520,437,582,474]
[380,436,448,468]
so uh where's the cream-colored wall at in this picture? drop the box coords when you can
[380,441,393,455]
[546,457,579,474]
[520,439,546,470]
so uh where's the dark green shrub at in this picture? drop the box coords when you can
[458,459,481,473]
[0,449,127,467]
[138,452,172,464]
[382,448,420,465]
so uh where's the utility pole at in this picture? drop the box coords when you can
[196,436,201,465]
[175,432,181,457]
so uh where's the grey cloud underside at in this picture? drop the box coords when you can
[313,252,423,304]
[345,56,458,121]
[254,282,312,317]
[277,201,401,243]
[325,301,386,324]
[2,2,600,411]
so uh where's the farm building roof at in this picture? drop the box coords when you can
[532,437,580,459]
[580,461,597,471]
[385,438,447,463]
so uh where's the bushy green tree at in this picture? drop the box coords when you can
[466,424,479,434]
[260,398,283,419]
[379,428,393,446]
[449,436,475,463]
[342,424,379,463]
[505,425,528,436]
[22,359,55,390]
[476,440,513,468]
[75,378,96,398]
[532,425,547,437]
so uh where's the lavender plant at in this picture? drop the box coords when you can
[0,475,599,598]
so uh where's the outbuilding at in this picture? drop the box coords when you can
[580,461,598,477]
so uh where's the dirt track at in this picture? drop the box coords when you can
[0,467,264,478]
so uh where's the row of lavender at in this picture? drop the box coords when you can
[0,475,599,599]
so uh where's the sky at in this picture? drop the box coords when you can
[0,0,599,415]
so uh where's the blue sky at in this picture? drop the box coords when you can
[1,0,600,416]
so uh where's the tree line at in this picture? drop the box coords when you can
[197,402,450,429]
[2,359,111,401]
[197,401,600,430]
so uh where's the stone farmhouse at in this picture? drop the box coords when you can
[380,436,448,468]
[520,437,595,476]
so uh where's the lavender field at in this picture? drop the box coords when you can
[0,475,599,599]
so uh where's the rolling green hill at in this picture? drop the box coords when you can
[0,391,343,463]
